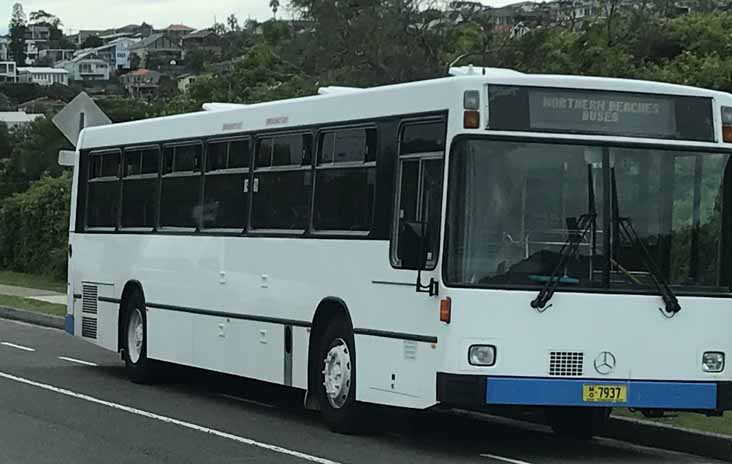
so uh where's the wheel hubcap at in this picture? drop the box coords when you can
[127,308,144,364]
[322,338,351,409]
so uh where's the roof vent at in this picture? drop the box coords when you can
[317,86,364,95]
[449,66,525,77]
[202,103,247,111]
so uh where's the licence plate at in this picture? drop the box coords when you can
[582,384,627,403]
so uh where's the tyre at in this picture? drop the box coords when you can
[317,316,361,433]
[122,291,154,384]
[546,407,610,439]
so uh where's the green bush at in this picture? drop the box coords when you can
[0,173,71,280]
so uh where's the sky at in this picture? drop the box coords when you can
[0,0,518,36]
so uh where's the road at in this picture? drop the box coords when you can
[0,318,723,464]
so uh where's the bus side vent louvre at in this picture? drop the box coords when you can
[81,317,97,339]
[549,351,584,376]
[82,284,98,314]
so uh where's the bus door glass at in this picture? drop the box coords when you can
[392,120,446,269]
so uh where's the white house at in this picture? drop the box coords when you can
[0,112,44,131]
[0,37,9,61]
[17,67,69,86]
[60,55,110,81]
[95,37,137,70]
[0,61,16,82]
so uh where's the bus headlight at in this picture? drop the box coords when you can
[702,352,725,372]
[468,345,496,366]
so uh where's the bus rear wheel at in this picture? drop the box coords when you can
[546,407,610,439]
[317,317,361,433]
[122,291,154,384]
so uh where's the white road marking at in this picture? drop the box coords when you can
[0,370,341,464]
[480,453,534,464]
[1,342,35,352]
[58,356,98,367]
[218,393,276,409]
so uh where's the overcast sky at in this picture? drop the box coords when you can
[0,0,518,36]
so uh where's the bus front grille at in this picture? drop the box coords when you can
[548,351,584,376]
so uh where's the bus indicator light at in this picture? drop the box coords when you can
[464,111,480,129]
[440,297,451,323]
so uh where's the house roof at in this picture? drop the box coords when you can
[162,24,195,32]
[129,33,180,51]
[0,112,44,124]
[18,96,64,105]
[98,32,135,40]
[17,67,69,74]
[127,68,160,77]
[182,29,217,40]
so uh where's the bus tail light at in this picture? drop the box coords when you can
[439,297,451,323]
[464,111,480,129]
[722,106,732,143]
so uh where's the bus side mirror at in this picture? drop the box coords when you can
[58,150,76,167]
[399,220,429,270]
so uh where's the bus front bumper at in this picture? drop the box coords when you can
[437,373,732,411]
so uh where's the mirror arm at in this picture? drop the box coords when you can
[416,269,439,297]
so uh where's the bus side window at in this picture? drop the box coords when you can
[86,149,121,229]
[392,120,445,269]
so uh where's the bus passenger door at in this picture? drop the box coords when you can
[361,118,445,407]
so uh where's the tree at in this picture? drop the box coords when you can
[29,10,70,49]
[0,93,13,112]
[9,3,27,67]
[186,43,314,106]
[227,14,241,32]
[288,0,444,85]
[212,22,226,35]
[80,35,103,49]
[185,48,208,72]
[0,122,10,159]
[29,9,61,28]
[270,0,280,18]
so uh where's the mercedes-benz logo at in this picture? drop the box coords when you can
[594,351,616,375]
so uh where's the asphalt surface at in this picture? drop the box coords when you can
[0,318,724,464]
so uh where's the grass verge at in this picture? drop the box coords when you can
[615,408,732,436]
[0,271,66,293]
[0,294,66,317]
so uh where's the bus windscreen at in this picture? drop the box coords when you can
[487,85,714,142]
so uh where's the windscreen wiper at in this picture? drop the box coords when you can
[531,165,597,312]
[610,169,681,317]
[530,213,595,311]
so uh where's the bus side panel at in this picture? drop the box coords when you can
[96,294,119,352]
[147,308,194,365]
[292,327,309,389]
[355,335,439,409]
[191,315,284,384]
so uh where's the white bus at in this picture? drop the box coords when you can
[64,67,732,437]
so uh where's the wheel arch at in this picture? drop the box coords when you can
[306,297,354,407]
[117,280,145,352]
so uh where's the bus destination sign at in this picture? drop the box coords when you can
[529,90,675,137]
[488,85,714,142]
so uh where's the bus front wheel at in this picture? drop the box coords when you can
[546,406,610,439]
[122,291,154,384]
[317,317,361,433]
